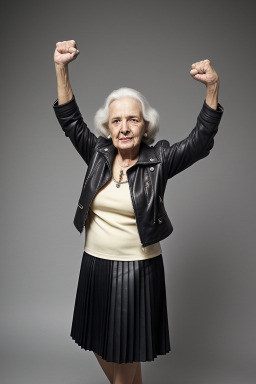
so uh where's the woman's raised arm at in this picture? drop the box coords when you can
[54,40,80,105]
[190,59,219,110]
[160,59,224,179]
[53,40,97,165]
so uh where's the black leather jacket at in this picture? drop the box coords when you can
[53,95,224,247]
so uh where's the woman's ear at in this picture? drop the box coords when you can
[144,121,149,134]
[103,122,111,138]
[103,122,109,130]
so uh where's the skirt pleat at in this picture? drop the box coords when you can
[70,251,171,363]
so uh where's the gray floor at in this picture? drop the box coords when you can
[2,351,255,384]
[2,317,255,384]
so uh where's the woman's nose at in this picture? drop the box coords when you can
[120,120,129,132]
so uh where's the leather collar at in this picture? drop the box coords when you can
[97,139,160,165]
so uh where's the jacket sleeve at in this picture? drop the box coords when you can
[52,94,97,165]
[161,100,224,179]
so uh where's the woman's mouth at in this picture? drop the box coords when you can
[120,137,132,142]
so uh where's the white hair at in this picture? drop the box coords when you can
[94,87,160,145]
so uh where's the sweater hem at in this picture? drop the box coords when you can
[84,246,162,261]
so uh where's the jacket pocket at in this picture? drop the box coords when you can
[156,194,167,223]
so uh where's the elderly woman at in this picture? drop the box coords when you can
[53,40,224,384]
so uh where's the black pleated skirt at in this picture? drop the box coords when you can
[70,251,171,363]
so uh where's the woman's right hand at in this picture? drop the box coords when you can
[54,40,80,66]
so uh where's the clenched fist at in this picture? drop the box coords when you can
[190,59,219,86]
[54,40,80,66]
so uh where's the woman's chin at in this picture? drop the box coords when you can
[118,139,134,147]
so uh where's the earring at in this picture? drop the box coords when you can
[144,132,148,137]
[107,134,111,139]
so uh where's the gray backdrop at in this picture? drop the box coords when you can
[1,0,255,383]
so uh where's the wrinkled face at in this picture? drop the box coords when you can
[105,97,148,153]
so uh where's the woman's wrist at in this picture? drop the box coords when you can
[205,81,219,110]
[55,62,69,75]
[55,62,73,105]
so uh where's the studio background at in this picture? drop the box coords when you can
[1,0,255,383]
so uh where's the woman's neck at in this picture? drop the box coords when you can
[117,148,140,165]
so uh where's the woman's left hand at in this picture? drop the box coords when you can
[190,59,219,86]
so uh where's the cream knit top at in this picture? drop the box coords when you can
[84,177,162,261]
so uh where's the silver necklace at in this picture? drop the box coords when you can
[112,176,128,188]
[115,155,138,188]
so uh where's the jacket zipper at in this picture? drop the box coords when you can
[153,198,157,224]
[126,171,145,247]
[80,160,112,235]
[146,168,157,224]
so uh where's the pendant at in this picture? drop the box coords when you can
[119,170,124,182]
[116,183,120,188]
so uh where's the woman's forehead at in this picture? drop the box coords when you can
[109,97,142,115]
